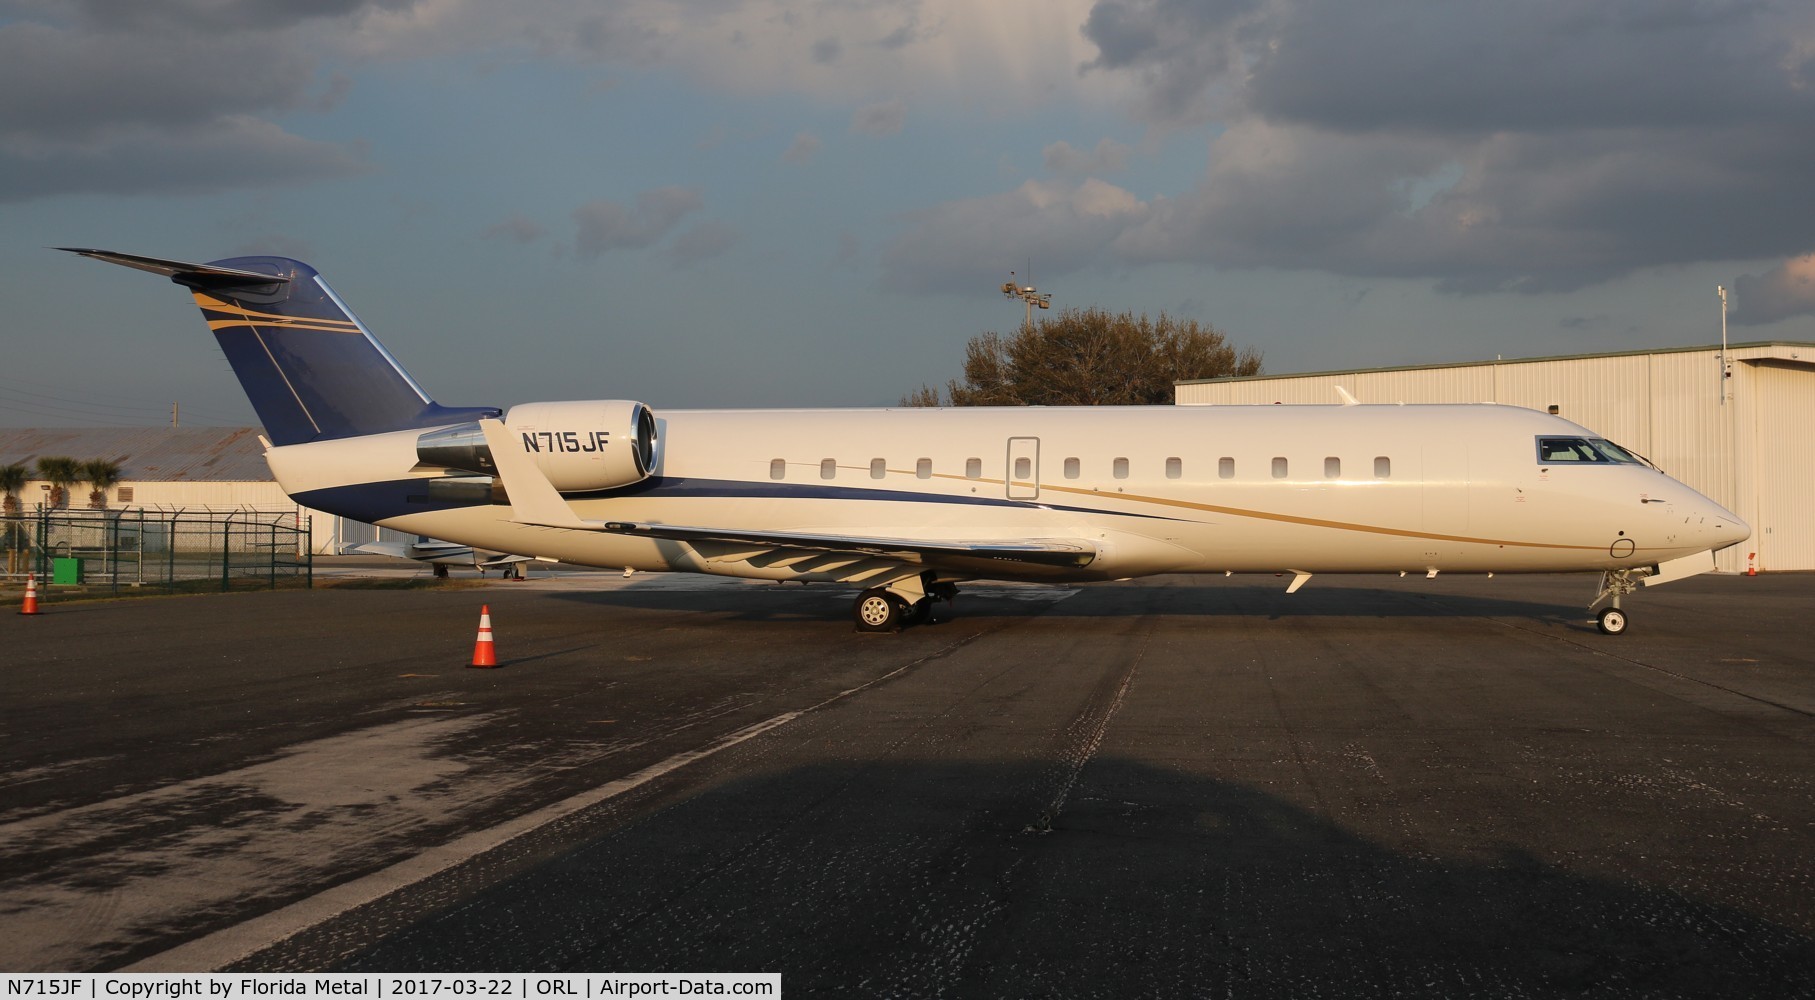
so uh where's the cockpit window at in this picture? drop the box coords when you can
[1591,439,1645,465]
[1536,436,1645,465]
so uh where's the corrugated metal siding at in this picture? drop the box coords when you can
[1178,344,1815,570]
[1753,362,1815,571]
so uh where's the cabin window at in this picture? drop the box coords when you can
[870,458,887,479]
[1324,457,1341,479]
[1014,457,1032,479]
[1219,457,1235,479]
[769,459,785,480]
[1165,457,1182,479]
[966,457,982,479]
[1374,456,1391,478]
[1113,457,1130,479]
[1271,457,1288,479]
[916,458,932,479]
[1064,457,1080,479]
[820,458,836,480]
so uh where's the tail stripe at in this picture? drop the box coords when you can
[68,248,501,445]
[195,292,361,330]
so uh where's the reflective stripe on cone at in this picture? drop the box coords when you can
[470,604,498,668]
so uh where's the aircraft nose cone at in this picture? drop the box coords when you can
[1707,502,1750,550]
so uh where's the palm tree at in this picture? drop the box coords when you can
[33,456,80,510]
[0,462,25,575]
[0,463,24,519]
[82,458,123,509]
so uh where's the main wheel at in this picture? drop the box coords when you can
[854,589,903,632]
[1596,607,1628,636]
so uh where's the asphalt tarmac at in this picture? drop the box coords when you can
[2,568,1811,997]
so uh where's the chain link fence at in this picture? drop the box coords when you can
[3,508,311,595]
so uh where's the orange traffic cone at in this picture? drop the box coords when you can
[469,604,498,668]
[1747,552,1757,577]
[18,573,41,616]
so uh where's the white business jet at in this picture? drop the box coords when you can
[63,249,1748,635]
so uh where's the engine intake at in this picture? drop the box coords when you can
[416,400,660,494]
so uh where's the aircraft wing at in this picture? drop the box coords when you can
[600,521,1097,569]
[475,417,1095,571]
[346,539,477,564]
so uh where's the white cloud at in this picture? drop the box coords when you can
[1732,254,1815,326]
[572,186,703,259]
[782,131,822,166]
[882,178,1149,292]
[481,216,547,244]
[668,221,740,266]
[1043,138,1131,178]
[0,117,366,202]
[851,100,906,136]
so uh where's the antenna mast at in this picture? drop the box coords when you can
[1000,268,1052,328]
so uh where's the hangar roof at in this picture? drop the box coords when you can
[1177,340,1815,386]
[0,427,270,482]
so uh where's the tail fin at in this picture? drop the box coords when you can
[61,248,499,446]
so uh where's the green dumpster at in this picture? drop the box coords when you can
[52,557,84,585]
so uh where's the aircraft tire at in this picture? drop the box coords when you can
[1596,607,1628,636]
[854,589,903,632]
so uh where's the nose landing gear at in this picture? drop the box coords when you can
[1590,569,1643,635]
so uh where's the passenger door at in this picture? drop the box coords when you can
[1006,437,1040,500]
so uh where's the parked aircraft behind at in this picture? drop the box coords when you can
[343,536,531,579]
[64,249,1749,635]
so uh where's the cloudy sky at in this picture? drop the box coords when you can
[3,0,1814,426]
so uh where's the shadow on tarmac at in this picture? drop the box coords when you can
[545,581,1591,629]
[247,758,1815,998]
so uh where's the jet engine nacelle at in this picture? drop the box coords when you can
[417,400,660,492]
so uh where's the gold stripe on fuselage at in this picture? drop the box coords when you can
[896,470,1604,552]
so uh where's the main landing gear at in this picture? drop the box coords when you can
[853,581,958,633]
[1590,569,1642,635]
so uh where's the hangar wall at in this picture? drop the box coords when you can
[1176,342,1815,572]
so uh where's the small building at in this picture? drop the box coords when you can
[0,427,401,556]
[1176,341,1815,572]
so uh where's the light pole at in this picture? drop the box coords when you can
[1001,271,1051,328]
[1716,285,1729,406]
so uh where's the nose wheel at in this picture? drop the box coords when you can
[1595,606,1628,635]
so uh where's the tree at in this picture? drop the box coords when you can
[0,462,25,576]
[0,463,24,518]
[902,308,1262,406]
[34,456,80,510]
[82,458,123,509]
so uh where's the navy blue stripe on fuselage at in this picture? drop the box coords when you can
[292,475,1193,525]
[562,477,1189,521]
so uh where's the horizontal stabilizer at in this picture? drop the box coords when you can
[57,248,288,289]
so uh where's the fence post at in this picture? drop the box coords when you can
[220,510,235,592]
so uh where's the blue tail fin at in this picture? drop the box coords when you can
[62,249,499,446]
